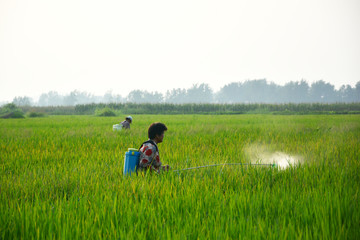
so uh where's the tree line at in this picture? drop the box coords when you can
[8,79,360,106]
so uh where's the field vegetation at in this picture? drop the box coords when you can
[0,103,25,119]
[14,102,360,116]
[1,115,359,239]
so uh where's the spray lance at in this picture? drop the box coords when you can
[172,162,277,172]
[123,148,277,176]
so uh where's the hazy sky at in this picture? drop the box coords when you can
[1,0,360,102]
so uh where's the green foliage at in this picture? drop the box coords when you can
[1,115,359,239]
[27,112,46,118]
[7,111,25,118]
[17,103,360,115]
[74,103,360,115]
[1,103,18,111]
[21,106,76,115]
[95,107,116,117]
[0,103,25,118]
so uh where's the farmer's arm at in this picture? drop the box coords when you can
[151,151,162,173]
[152,152,170,172]
[145,146,169,173]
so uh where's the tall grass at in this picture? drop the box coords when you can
[1,115,359,239]
[18,102,360,115]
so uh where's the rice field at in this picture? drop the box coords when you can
[1,114,359,239]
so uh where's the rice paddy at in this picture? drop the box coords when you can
[1,114,359,239]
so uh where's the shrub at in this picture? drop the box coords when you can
[27,112,46,118]
[1,111,25,119]
[0,104,25,118]
[95,107,116,117]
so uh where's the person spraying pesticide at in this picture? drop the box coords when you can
[137,122,170,174]
[123,122,275,176]
[120,116,133,129]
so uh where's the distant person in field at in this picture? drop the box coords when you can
[120,116,132,129]
[138,122,170,174]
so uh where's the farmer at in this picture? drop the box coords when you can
[138,122,170,174]
[120,116,132,129]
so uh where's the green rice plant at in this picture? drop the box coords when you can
[0,115,359,239]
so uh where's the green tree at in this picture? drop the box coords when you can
[185,83,213,103]
[309,80,336,103]
[12,96,33,106]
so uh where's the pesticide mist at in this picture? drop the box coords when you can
[245,143,303,169]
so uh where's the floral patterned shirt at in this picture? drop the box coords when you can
[138,141,162,173]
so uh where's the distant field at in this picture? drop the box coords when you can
[18,102,360,115]
[1,115,359,239]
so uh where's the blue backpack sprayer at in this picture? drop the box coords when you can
[123,147,277,176]
[123,148,141,175]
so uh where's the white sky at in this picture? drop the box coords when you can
[1,0,360,102]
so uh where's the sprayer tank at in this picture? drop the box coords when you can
[123,148,140,175]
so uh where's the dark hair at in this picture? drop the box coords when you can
[148,122,167,139]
